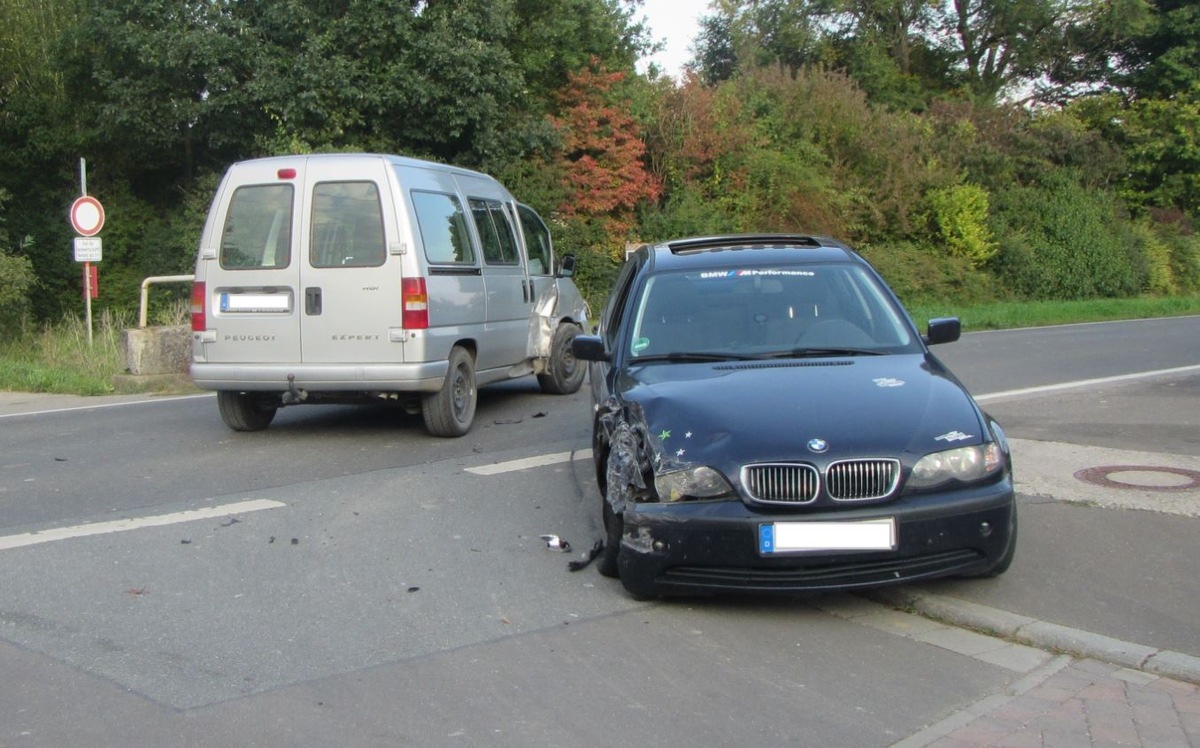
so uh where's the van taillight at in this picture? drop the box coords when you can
[402,277,429,329]
[191,281,206,331]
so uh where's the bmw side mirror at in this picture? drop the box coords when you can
[558,253,577,279]
[924,317,961,345]
[571,334,609,362]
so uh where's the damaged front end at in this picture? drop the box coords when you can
[599,399,735,512]
[596,398,745,588]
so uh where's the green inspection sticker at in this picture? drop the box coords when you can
[632,337,650,353]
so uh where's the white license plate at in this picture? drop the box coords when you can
[220,292,291,313]
[759,518,897,554]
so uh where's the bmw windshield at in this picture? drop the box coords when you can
[626,265,920,361]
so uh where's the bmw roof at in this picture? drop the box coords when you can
[638,234,862,272]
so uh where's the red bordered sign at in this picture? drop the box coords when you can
[70,195,105,237]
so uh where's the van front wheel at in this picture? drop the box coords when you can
[538,323,585,395]
[423,346,477,437]
[217,391,278,432]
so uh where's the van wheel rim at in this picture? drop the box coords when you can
[452,367,471,419]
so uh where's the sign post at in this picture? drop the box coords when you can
[70,159,105,347]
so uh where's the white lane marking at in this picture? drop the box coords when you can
[0,499,285,551]
[0,393,214,419]
[467,449,593,476]
[975,364,1200,403]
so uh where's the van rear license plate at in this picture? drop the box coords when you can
[220,293,291,313]
[759,518,896,554]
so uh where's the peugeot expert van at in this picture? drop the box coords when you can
[190,153,589,437]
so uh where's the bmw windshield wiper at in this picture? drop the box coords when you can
[632,351,767,363]
[763,347,886,359]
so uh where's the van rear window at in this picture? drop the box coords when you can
[412,190,475,265]
[220,184,294,269]
[311,182,386,268]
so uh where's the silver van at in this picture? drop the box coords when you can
[190,153,589,437]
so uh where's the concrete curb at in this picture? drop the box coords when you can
[868,587,1200,686]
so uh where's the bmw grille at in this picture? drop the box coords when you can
[742,459,900,504]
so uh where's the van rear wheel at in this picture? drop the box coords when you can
[217,391,278,432]
[423,346,477,437]
[538,323,585,395]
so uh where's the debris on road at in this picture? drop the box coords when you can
[568,540,604,572]
[540,534,571,552]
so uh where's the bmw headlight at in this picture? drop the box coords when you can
[908,443,1004,490]
[654,466,734,502]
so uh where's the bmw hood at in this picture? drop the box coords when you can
[615,354,990,469]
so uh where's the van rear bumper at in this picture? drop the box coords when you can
[190,362,448,393]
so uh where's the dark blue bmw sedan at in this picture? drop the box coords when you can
[572,234,1015,598]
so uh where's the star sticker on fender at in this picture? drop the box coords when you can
[685,431,693,439]
[676,449,686,457]
[658,429,671,441]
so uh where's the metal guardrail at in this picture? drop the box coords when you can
[139,275,193,328]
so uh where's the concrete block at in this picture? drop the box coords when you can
[122,325,191,376]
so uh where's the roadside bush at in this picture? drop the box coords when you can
[0,189,38,338]
[1130,220,1177,295]
[0,248,36,337]
[1142,211,1200,293]
[1170,232,1200,292]
[927,184,997,268]
[638,184,741,241]
[988,174,1144,299]
[858,240,1002,308]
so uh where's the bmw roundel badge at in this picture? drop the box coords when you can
[808,438,829,453]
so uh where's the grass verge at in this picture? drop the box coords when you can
[0,311,130,396]
[906,295,1200,331]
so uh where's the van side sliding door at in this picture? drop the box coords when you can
[469,197,531,372]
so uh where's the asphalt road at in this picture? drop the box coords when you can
[0,316,1197,746]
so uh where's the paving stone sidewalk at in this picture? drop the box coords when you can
[895,656,1200,747]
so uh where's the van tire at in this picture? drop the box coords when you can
[217,391,278,432]
[538,323,585,395]
[423,346,477,437]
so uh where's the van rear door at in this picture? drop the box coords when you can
[203,160,303,364]
[298,157,401,364]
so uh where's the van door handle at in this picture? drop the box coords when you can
[522,280,531,303]
[305,287,322,315]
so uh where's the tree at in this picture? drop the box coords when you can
[551,61,662,258]
[508,0,653,106]
[58,0,252,186]
[693,0,829,83]
[1115,0,1200,100]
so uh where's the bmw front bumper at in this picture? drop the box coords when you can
[615,476,1016,598]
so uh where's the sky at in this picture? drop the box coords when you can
[636,0,711,79]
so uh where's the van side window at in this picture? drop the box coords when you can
[516,204,552,276]
[220,184,294,269]
[470,198,519,265]
[412,190,475,264]
[310,182,386,268]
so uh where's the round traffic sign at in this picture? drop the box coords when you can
[70,195,105,237]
